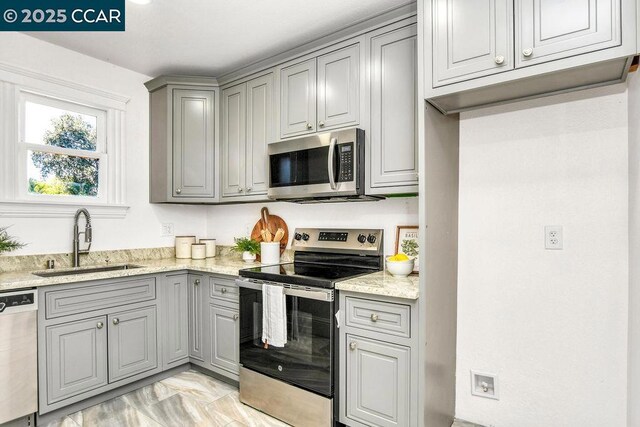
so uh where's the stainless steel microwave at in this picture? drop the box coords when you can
[268,128,381,203]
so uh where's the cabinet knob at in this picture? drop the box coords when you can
[96,321,104,329]
[175,189,182,194]
[494,55,505,65]
[238,187,243,193]
[194,279,200,286]
[349,342,357,351]
[370,313,379,322]
[522,48,533,57]
[112,318,120,325]
[306,123,313,130]
[233,314,239,320]
[246,187,252,192]
[318,121,325,127]
[221,287,227,294]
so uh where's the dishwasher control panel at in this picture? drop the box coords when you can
[0,290,36,313]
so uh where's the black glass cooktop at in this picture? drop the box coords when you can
[239,262,375,289]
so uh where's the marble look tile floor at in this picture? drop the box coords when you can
[43,370,289,427]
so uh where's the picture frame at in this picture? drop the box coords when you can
[395,225,419,273]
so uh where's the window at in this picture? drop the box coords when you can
[20,93,107,201]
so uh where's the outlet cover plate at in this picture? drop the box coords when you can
[471,370,499,400]
[161,223,174,237]
[545,225,563,250]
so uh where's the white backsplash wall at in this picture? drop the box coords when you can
[0,34,208,256]
[205,198,418,257]
[456,84,629,426]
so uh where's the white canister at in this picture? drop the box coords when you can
[175,236,196,259]
[260,242,280,265]
[191,243,206,260]
[200,239,216,258]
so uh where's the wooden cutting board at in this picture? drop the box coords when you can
[250,207,289,258]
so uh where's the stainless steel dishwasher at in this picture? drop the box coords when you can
[0,289,37,425]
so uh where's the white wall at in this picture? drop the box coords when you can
[0,34,208,255]
[456,85,629,426]
[628,72,640,427]
[206,198,418,256]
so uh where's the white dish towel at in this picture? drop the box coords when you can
[262,284,287,348]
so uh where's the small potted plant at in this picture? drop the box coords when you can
[232,237,260,263]
[0,226,25,255]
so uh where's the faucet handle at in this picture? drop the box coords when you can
[105,256,110,265]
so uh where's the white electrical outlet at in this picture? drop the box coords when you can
[161,223,174,237]
[471,370,499,400]
[545,225,563,250]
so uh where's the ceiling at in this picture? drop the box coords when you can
[28,0,412,78]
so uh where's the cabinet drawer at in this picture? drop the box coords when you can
[45,278,156,319]
[345,297,410,338]
[210,277,238,302]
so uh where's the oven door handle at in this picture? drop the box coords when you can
[236,279,334,302]
[327,137,338,190]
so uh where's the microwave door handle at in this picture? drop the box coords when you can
[328,137,338,190]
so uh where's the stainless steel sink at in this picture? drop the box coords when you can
[33,264,143,278]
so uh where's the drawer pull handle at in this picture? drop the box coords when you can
[233,314,239,320]
[96,322,104,329]
[194,279,201,286]
[349,342,357,351]
[112,318,120,325]
[370,313,379,322]
[221,287,227,294]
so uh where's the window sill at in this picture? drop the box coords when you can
[0,201,129,219]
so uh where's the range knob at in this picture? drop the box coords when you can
[294,233,302,241]
[367,234,377,244]
[357,234,367,244]
[302,233,310,241]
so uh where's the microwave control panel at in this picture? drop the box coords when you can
[338,143,354,182]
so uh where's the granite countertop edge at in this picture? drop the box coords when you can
[335,270,419,300]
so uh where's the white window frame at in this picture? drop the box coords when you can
[0,62,129,219]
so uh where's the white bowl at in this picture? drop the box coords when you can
[385,258,415,277]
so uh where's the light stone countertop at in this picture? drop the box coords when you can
[0,256,257,292]
[336,270,419,300]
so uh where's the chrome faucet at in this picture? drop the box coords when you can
[73,208,92,267]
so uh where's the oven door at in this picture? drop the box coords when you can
[237,279,335,397]
[267,129,361,200]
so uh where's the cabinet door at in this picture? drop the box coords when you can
[222,84,247,197]
[172,89,215,198]
[246,74,273,195]
[317,44,360,130]
[370,25,419,191]
[516,0,621,67]
[209,304,240,374]
[280,59,316,138]
[46,317,108,404]
[188,274,205,361]
[163,274,189,367]
[108,306,158,383]
[346,335,410,427]
[432,0,513,86]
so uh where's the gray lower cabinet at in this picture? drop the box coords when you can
[209,304,240,374]
[368,24,418,194]
[107,306,158,383]
[45,316,108,404]
[345,335,410,427]
[162,274,189,368]
[188,274,206,362]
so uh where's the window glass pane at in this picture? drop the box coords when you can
[28,150,99,197]
[24,101,97,151]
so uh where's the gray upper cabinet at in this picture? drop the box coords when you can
[280,59,317,138]
[515,0,621,68]
[145,76,219,203]
[345,335,410,427]
[369,24,419,193]
[317,44,360,130]
[107,306,158,383]
[162,274,189,368]
[188,274,205,362]
[209,304,240,375]
[432,0,513,86]
[221,73,273,199]
[45,316,108,404]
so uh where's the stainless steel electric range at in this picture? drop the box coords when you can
[236,228,383,427]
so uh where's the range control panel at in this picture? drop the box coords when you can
[292,228,383,255]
